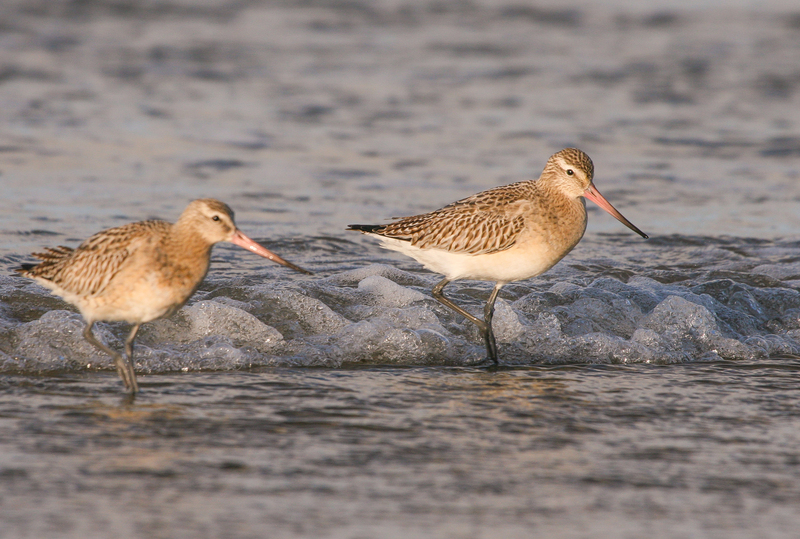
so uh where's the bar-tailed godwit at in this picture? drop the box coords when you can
[18,199,311,394]
[348,148,647,364]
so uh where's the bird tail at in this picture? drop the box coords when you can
[16,246,74,277]
[347,224,385,234]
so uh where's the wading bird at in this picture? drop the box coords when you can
[18,199,311,393]
[349,148,647,364]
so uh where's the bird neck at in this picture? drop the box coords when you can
[531,179,588,247]
[171,212,209,240]
[534,177,584,211]
[167,220,215,264]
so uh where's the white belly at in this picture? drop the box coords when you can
[34,270,195,325]
[375,236,573,284]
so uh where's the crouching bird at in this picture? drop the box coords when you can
[18,199,311,394]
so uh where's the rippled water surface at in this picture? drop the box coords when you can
[4,362,800,538]
[2,0,800,537]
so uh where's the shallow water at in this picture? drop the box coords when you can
[3,362,800,538]
[2,0,800,537]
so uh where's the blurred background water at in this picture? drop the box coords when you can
[1,0,800,537]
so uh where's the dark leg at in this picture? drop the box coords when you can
[432,279,485,329]
[123,324,141,394]
[82,322,137,393]
[482,284,503,365]
[431,278,501,364]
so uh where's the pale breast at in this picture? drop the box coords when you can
[85,236,212,323]
[375,193,587,283]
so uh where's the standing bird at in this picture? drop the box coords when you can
[348,148,647,364]
[18,199,311,394]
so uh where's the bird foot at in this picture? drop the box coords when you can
[465,356,500,368]
[112,355,138,394]
[119,392,137,407]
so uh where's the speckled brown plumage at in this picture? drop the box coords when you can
[17,198,311,395]
[21,220,172,298]
[363,181,533,255]
[348,148,647,366]
[350,149,601,256]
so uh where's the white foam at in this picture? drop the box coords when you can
[642,295,753,360]
[181,300,284,351]
[324,264,431,287]
[752,262,800,281]
[5,246,800,373]
[11,310,118,371]
[247,287,350,335]
[492,299,527,344]
[356,275,428,308]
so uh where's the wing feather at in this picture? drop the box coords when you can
[365,181,532,255]
[18,220,170,297]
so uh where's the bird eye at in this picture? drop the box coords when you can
[566,169,574,176]
[212,215,221,222]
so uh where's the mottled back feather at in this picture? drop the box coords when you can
[347,148,599,255]
[18,220,171,297]
[350,181,534,255]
